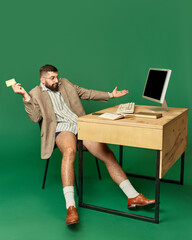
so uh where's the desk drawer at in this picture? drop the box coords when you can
[78,122,163,150]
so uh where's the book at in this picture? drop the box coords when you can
[98,113,124,120]
[134,112,162,119]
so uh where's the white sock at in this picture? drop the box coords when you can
[63,186,76,209]
[119,179,139,199]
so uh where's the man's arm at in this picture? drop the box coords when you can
[73,84,128,101]
[73,84,110,101]
[12,83,42,123]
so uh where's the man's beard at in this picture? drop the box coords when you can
[45,82,59,91]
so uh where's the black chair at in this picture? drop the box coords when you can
[39,122,102,193]
[41,142,102,194]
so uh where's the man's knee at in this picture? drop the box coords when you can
[63,147,76,161]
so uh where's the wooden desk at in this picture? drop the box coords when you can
[78,105,188,223]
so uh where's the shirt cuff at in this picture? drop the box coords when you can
[24,96,31,102]
[108,92,113,98]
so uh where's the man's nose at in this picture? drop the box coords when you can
[54,77,59,83]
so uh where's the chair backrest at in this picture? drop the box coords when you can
[38,119,42,130]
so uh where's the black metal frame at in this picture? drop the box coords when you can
[78,141,185,224]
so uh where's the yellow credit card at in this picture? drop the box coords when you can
[5,78,16,87]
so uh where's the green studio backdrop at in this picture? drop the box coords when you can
[0,0,192,239]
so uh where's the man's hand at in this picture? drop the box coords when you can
[12,83,30,101]
[110,86,129,98]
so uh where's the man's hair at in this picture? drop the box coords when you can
[40,64,58,77]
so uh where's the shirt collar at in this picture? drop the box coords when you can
[41,82,48,92]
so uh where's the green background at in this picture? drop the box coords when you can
[0,0,192,239]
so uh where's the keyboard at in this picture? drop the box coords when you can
[116,102,135,114]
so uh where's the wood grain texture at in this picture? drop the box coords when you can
[160,111,188,178]
[78,105,189,179]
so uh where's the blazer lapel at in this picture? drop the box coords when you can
[39,85,56,120]
[58,80,71,108]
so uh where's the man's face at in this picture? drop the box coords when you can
[41,71,59,91]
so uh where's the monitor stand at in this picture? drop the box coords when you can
[149,99,168,112]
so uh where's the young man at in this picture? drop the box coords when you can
[12,64,155,225]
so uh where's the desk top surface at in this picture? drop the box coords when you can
[78,105,188,130]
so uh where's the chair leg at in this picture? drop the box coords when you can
[42,158,50,189]
[95,158,102,180]
[74,174,79,196]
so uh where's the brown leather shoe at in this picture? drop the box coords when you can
[66,206,79,225]
[127,193,155,210]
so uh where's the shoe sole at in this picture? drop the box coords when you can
[66,220,80,225]
[128,202,155,210]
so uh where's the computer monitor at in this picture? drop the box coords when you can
[142,68,172,111]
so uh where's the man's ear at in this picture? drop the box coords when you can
[40,76,45,85]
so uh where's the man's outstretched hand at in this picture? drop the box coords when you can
[110,86,129,98]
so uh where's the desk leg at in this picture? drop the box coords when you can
[119,145,123,167]
[180,152,185,185]
[78,140,83,206]
[78,146,184,223]
[155,150,160,223]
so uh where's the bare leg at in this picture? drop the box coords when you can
[83,140,155,208]
[83,140,127,185]
[56,131,77,187]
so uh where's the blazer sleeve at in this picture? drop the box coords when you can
[73,84,110,101]
[23,94,42,123]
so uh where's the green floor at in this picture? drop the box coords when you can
[1,142,192,240]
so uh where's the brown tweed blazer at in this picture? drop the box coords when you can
[23,78,110,159]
